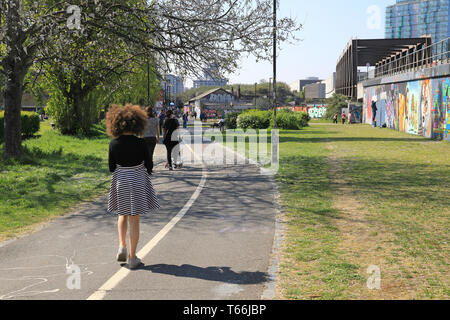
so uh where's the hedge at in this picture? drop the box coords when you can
[235,109,310,130]
[273,109,310,130]
[0,111,41,142]
[237,110,271,129]
[224,112,240,129]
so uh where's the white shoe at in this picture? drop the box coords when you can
[116,246,127,262]
[128,256,143,269]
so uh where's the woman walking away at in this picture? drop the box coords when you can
[143,107,160,173]
[341,112,346,124]
[182,113,188,129]
[106,104,160,269]
[158,110,165,135]
[163,109,180,171]
[333,113,338,124]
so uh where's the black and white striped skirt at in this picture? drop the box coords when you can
[108,163,160,216]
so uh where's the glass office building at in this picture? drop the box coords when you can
[385,0,450,43]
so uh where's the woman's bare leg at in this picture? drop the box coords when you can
[129,215,140,259]
[118,215,128,248]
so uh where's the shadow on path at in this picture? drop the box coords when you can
[141,263,268,285]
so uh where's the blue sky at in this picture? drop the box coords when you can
[224,0,396,85]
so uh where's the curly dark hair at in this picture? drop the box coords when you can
[106,104,148,138]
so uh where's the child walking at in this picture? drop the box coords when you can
[106,104,160,269]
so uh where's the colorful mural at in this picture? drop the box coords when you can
[277,105,328,118]
[363,77,450,141]
[308,106,327,119]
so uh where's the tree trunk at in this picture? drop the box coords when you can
[2,0,29,158]
[3,70,25,157]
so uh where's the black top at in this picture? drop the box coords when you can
[109,135,152,174]
[371,101,377,112]
[163,118,180,144]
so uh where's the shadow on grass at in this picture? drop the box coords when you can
[0,144,109,215]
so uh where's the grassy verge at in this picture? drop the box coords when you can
[327,124,449,299]
[0,120,111,242]
[276,124,449,299]
[310,119,333,124]
[276,127,365,299]
[214,124,449,299]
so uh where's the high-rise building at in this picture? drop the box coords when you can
[193,64,228,88]
[165,74,184,96]
[304,83,326,99]
[289,77,322,93]
[385,0,450,43]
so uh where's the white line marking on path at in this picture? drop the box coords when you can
[87,145,207,300]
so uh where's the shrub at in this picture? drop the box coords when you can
[325,93,348,119]
[224,112,240,129]
[237,109,271,129]
[271,109,310,130]
[0,111,41,142]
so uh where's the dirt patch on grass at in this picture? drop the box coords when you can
[326,143,417,299]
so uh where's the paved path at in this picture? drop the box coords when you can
[0,126,278,300]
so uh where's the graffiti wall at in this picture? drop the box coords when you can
[308,105,327,119]
[363,77,450,141]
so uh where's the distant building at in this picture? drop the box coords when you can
[289,77,322,93]
[165,74,184,96]
[385,0,450,43]
[321,73,336,98]
[304,82,326,99]
[187,87,254,118]
[188,87,234,109]
[193,64,228,88]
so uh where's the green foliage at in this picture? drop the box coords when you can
[108,64,160,107]
[45,76,102,136]
[234,109,310,130]
[325,94,348,119]
[255,97,272,110]
[0,111,40,142]
[21,112,41,137]
[273,109,310,130]
[224,112,240,129]
[237,109,271,129]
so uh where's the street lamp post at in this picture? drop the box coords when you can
[269,77,272,107]
[164,81,166,108]
[254,82,257,107]
[147,55,150,107]
[273,0,277,128]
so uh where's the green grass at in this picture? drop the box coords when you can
[0,120,111,241]
[310,118,333,123]
[275,127,366,299]
[275,124,449,299]
[214,124,449,299]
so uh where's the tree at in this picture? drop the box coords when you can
[0,0,70,156]
[255,97,271,110]
[1,0,301,157]
[325,93,348,119]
